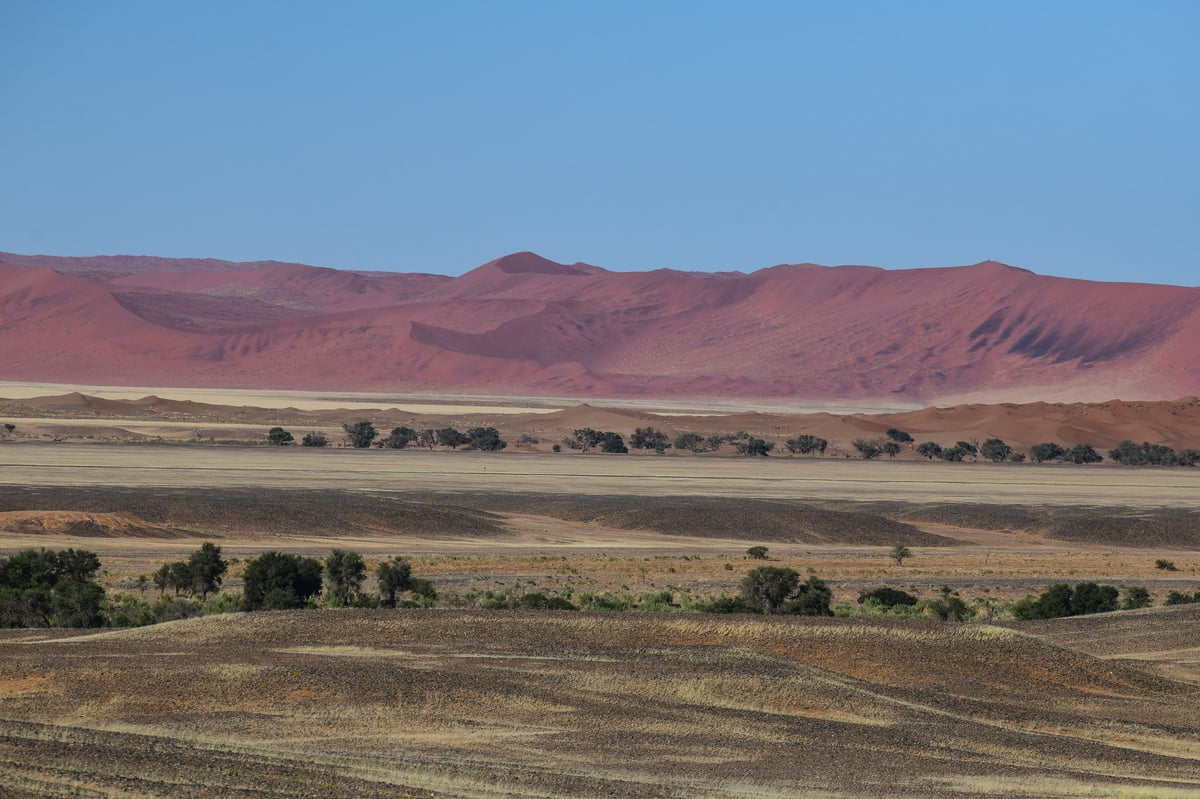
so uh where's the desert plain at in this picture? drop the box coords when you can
[2,384,1200,798]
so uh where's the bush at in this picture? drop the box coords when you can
[0,548,105,628]
[301,432,328,447]
[746,546,769,560]
[1066,444,1103,464]
[858,587,919,609]
[886,428,913,443]
[1122,586,1152,610]
[1164,590,1200,606]
[1013,582,1120,620]
[242,552,324,611]
[695,594,754,614]
[1155,559,1178,571]
[267,426,294,445]
[740,567,832,615]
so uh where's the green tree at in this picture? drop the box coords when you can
[383,426,417,449]
[735,437,774,456]
[916,441,942,460]
[1029,442,1066,463]
[0,548,105,628]
[782,576,833,616]
[1122,586,1152,610]
[301,431,328,447]
[785,434,828,455]
[343,421,378,448]
[416,429,437,449]
[1066,444,1103,464]
[186,542,227,599]
[324,549,366,606]
[889,544,912,565]
[882,441,901,458]
[939,446,966,462]
[466,427,506,451]
[436,427,470,449]
[570,428,603,452]
[980,438,1012,462]
[630,427,672,453]
[955,441,978,457]
[746,546,769,560]
[886,428,914,443]
[853,439,882,459]
[377,557,413,607]
[673,432,709,453]
[597,431,628,453]
[267,426,294,445]
[858,587,919,609]
[242,552,324,611]
[740,566,800,614]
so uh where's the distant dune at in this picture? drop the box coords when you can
[1,250,1197,403]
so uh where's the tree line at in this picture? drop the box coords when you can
[266,422,1199,466]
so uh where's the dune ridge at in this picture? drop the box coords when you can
[1,251,1197,403]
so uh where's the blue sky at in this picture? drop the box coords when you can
[2,1,1197,285]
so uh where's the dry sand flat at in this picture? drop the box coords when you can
[2,610,1200,799]
[3,443,1199,506]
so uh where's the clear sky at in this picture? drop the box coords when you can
[2,1,1197,285]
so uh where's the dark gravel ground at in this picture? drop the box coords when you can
[2,610,1199,798]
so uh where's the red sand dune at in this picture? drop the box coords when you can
[1,251,1197,404]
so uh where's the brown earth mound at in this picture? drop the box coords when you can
[0,511,193,539]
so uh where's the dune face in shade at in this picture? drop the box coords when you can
[0,251,1196,403]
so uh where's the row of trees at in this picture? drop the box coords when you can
[270,422,1198,466]
[268,423,507,451]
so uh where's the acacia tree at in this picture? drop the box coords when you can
[377,557,413,607]
[735,437,774,456]
[267,427,294,445]
[324,549,366,606]
[242,552,324,611]
[436,427,470,449]
[673,433,709,453]
[853,439,883,460]
[740,566,800,614]
[343,421,377,448]
[916,441,942,460]
[1067,444,1103,464]
[383,426,417,449]
[1030,442,1066,463]
[301,432,328,447]
[785,434,827,455]
[630,427,672,453]
[187,542,227,599]
[889,544,912,565]
[980,438,1012,462]
[466,427,506,451]
[739,567,831,615]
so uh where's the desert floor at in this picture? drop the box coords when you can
[1,385,1199,798]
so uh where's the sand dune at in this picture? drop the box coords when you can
[2,251,1197,403]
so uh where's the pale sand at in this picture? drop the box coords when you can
[2,444,1197,507]
[0,381,564,415]
[0,381,914,416]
